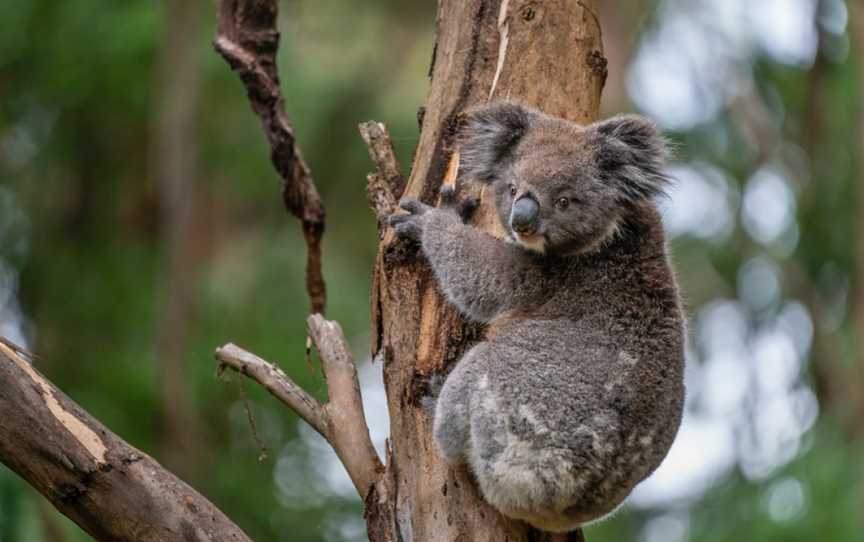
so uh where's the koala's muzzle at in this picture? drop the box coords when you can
[511,196,540,235]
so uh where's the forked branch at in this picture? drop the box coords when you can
[215,314,383,497]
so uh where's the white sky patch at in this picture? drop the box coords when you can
[774,301,814,359]
[696,300,750,357]
[0,187,31,348]
[741,167,797,245]
[274,356,390,505]
[639,510,690,542]
[700,353,750,418]
[765,476,808,523]
[739,391,803,480]
[629,411,736,507]
[753,330,801,397]
[660,163,735,242]
[627,0,819,129]
[0,124,38,169]
[0,187,30,263]
[738,256,783,312]
[818,0,848,35]
[749,0,818,67]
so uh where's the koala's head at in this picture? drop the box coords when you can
[458,102,670,255]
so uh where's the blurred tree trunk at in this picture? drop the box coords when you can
[597,0,644,114]
[368,1,606,540]
[847,2,864,439]
[150,0,205,478]
[801,0,847,431]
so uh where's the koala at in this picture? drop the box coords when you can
[389,102,685,533]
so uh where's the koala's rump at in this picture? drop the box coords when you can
[464,318,679,528]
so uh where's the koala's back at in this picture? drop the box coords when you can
[455,214,685,531]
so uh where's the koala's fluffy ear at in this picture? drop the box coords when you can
[593,115,671,202]
[458,102,537,182]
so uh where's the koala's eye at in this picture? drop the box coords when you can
[509,184,517,197]
[555,197,570,210]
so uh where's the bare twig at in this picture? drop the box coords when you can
[215,314,383,497]
[215,343,328,437]
[237,378,269,461]
[214,0,326,315]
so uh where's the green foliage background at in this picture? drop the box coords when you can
[0,0,862,541]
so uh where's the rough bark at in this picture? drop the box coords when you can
[367,1,605,540]
[0,342,252,542]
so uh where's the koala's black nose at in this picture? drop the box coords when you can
[510,196,540,234]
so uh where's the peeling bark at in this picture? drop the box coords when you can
[0,343,252,542]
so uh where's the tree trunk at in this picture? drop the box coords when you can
[150,0,205,479]
[847,1,864,439]
[370,1,605,540]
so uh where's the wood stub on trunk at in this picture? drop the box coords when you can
[214,0,326,315]
[359,121,406,200]
[367,0,606,540]
[0,342,252,542]
[358,121,403,228]
[215,314,383,499]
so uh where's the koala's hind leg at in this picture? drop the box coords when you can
[432,348,485,464]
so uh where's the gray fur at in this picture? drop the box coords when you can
[389,102,685,533]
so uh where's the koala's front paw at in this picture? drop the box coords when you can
[388,198,432,242]
[440,185,480,223]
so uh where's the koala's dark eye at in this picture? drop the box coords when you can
[555,197,570,210]
[509,184,517,197]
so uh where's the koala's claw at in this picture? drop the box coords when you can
[390,198,431,242]
[389,212,423,241]
[440,185,480,223]
[398,198,430,215]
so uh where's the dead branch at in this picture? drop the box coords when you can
[215,343,328,437]
[358,121,405,197]
[359,121,403,227]
[215,314,383,497]
[214,0,326,315]
[0,342,252,542]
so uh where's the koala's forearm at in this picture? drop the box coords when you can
[421,211,528,322]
